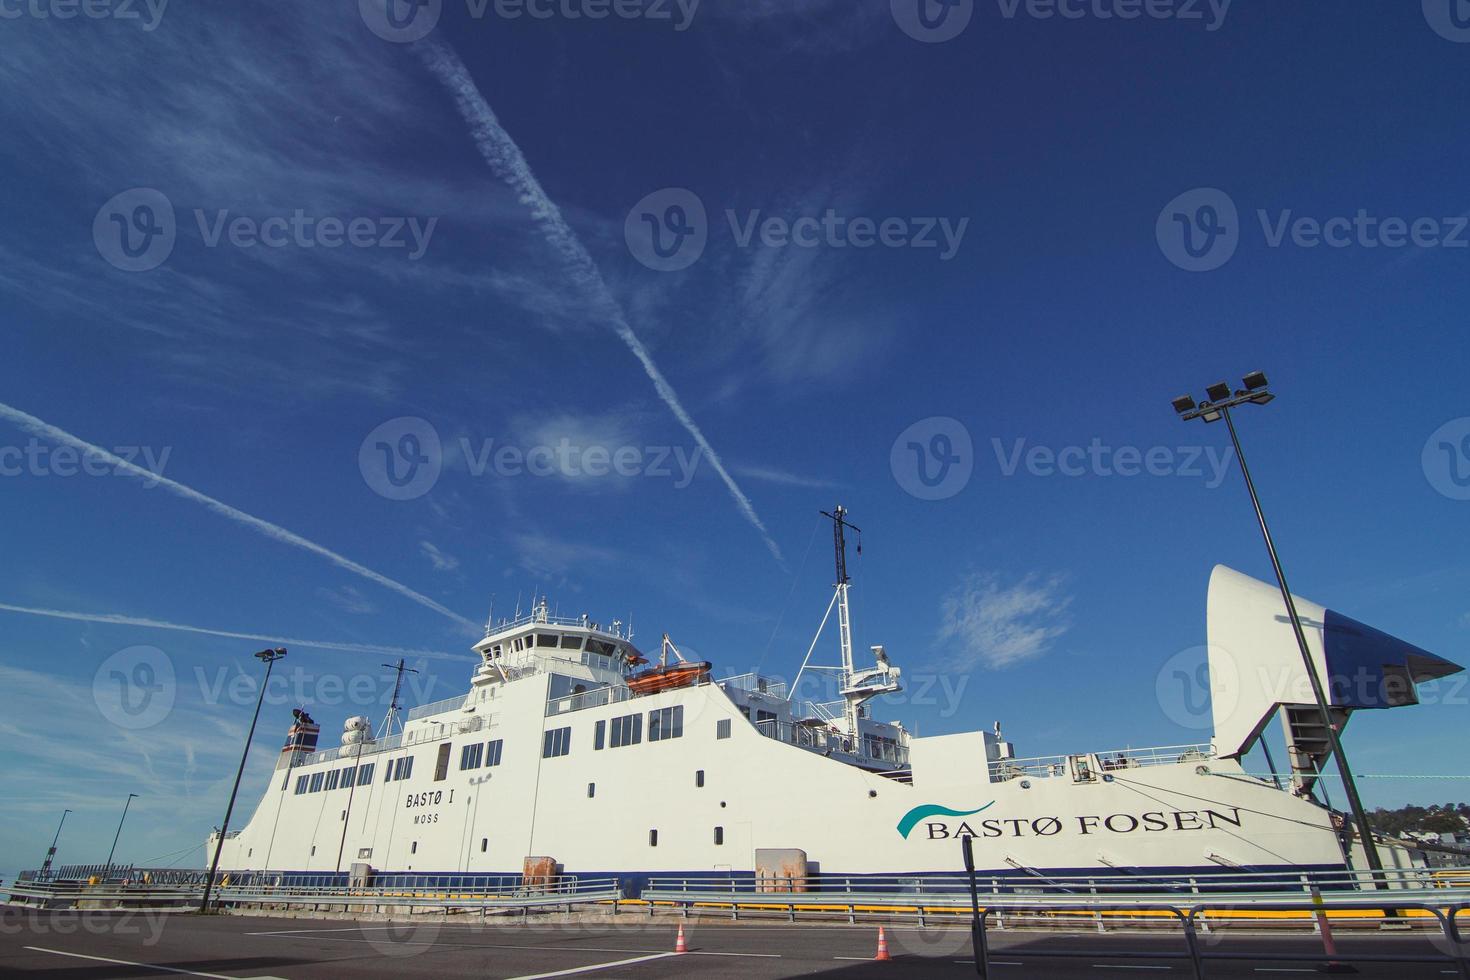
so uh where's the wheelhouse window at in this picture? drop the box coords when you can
[461,742,484,770]
[294,774,309,795]
[325,769,341,791]
[309,771,324,792]
[485,739,504,767]
[543,726,571,758]
[648,706,684,742]
[434,743,452,781]
[358,762,375,783]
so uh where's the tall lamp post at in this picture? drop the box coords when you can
[1172,371,1384,877]
[39,808,71,877]
[200,647,286,913]
[103,794,138,881]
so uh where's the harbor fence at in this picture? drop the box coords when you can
[958,899,1470,979]
[638,867,1470,926]
[6,872,623,917]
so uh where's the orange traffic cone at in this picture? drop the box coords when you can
[675,923,688,954]
[874,925,891,961]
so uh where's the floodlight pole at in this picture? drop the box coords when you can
[1216,405,1384,878]
[40,808,71,877]
[103,794,137,882]
[201,648,286,913]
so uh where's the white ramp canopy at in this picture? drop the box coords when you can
[1206,566,1462,771]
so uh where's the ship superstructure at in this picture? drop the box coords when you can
[209,509,1462,888]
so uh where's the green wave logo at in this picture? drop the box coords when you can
[896,801,995,839]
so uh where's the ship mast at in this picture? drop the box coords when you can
[378,659,419,738]
[822,506,862,737]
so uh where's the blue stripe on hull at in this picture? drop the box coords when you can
[228,863,1349,899]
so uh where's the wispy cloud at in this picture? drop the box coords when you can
[416,39,783,565]
[0,601,470,662]
[317,585,378,616]
[733,463,841,490]
[0,402,479,633]
[936,573,1073,670]
[509,531,624,582]
[419,540,460,572]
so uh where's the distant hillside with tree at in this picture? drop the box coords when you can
[1369,803,1470,838]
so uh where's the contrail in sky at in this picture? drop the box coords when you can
[0,401,481,632]
[0,602,473,662]
[417,39,784,565]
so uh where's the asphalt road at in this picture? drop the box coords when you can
[1,908,1465,978]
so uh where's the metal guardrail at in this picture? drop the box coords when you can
[641,868,1470,924]
[6,874,624,914]
[966,900,1470,980]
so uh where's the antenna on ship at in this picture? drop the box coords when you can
[379,659,420,738]
[793,506,900,740]
[821,505,862,698]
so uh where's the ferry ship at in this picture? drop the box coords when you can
[209,508,1462,889]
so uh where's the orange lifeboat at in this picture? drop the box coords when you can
[627,661,710,695]
[626,634,709,695]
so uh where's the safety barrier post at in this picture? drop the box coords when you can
[963,836,986,977]
[1181,908,1205,980]
[1189,877,1210,935]
[1308,887,1353,973]
[1445,903,1470,980]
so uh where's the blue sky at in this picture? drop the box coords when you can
[2,0,1469,876]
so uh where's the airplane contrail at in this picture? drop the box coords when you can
[0,602,473,662]
[417,39,785,565]
[0,402,481,632]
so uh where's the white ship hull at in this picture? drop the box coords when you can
[212,670,1344,887]
[209,551,1462,892]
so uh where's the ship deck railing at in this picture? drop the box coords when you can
[483,610,631,640]
[304,732,404,766]
[718,673,790,700]
[990,743,1215,781]
[406,694,472,722]
[545,684,634,717]
[752,717,910,768]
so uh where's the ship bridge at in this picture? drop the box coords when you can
[471,600,647,685]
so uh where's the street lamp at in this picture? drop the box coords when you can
[200,647,286,913]
[1172,371,1385,878]
[103,794,138,881]
[39,809,71,877]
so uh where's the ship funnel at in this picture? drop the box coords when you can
[1205,565,1462,761]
